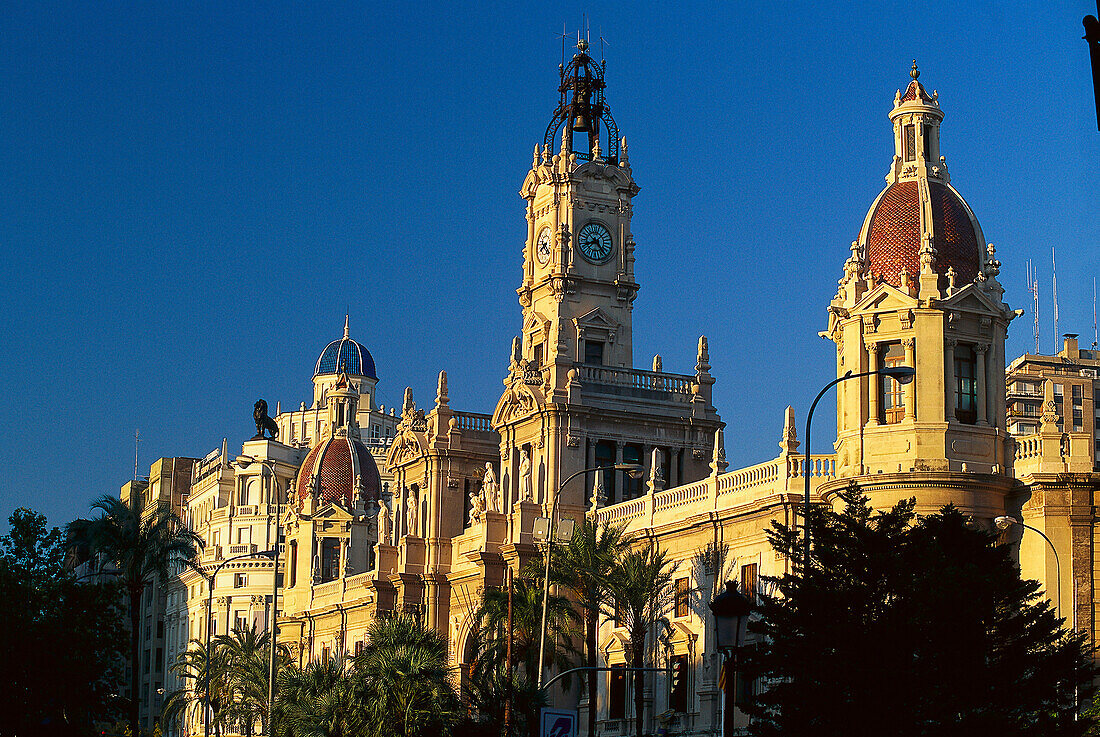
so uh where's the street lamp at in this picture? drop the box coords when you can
[709,581,752,737]
[995,515,1061,620]
[203,549,276,737]
[536,462,644,689]
[236,455,284,736]
[802,366,915,571]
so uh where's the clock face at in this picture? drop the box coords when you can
[578,222,613,263]
[536,227,552,265]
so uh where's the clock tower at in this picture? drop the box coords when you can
[493,41,720,526]
[517,39,640,400]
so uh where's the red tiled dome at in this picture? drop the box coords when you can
[295,434,382,509]
[864,180,980,288]
[900,80,935,104]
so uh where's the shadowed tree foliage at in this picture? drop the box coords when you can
[275,656,360,737]
[0,508,126,737]
[354,612,460,737]
[741,488,1095,737]
[548,517,630,737]
[67,494,203,737]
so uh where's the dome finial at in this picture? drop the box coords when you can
[910,60,920,80]
[343,313,350,339]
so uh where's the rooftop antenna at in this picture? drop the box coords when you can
[598,27,610,61]
[559,22,567,71]
[1093,278,1098,349]
[1052,246,1059,352]
[133,429,141,481]
[1027,259,1040,354]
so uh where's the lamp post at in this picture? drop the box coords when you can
[536,462,644,689]
[236,456,284,736]
[802,366,915,572]
[995,516,1061,620]
[203,549,276,737]
[709,581,752,737]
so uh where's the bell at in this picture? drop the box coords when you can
[572,111,589,132]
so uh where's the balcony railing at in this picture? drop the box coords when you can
[452,411,493,432]
[227,543,257,556]
[574,364,695,399]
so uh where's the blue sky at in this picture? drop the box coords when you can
[1,1,1097,529]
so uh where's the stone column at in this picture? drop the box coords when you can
[903,337,916,421]
[867,342,881,426]
[975,344,989,426]
[944,339,957,422]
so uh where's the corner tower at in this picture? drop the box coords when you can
[517,39,640,396]
[820,64,1018,518]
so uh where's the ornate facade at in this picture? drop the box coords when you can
[146,56,1100,737]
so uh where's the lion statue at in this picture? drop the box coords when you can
[253,399,279,440]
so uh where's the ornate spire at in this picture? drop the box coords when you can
[343,313,350,339]
[436,370,449,407]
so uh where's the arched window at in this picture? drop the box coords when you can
[881,343,906,424]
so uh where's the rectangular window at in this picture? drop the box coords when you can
[237,527,251,545]
[922,125,931,159]
[155,647,164,672]
[288,541,297,588]
[609,665,628,720]
[321,538,341,583]
[533,343,544,367]
[675,577,690,618]
[594,440,617,505]
[881,343,907,424]
[904,125,916,161]
[322,645,331,663]
[355,640,364,656]
[741,563,758,600]
[622,445,643,500]
[584,340,605,365]
[234,573,248,588]
[235,611,248,632]
[954,346,977,424]
[669,653,689,713]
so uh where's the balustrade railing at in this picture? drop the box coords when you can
[1015,434,1042,461]
[574,364,695,397]
[595,453,837,528]
[313,580,341,599]
[452,411,494,432]
[227,543,257,556]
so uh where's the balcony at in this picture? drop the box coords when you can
[227,543,257,556]
[574,364,695,402]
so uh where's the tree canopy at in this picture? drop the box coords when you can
[741,488,1095,737]
[0,508,126,737]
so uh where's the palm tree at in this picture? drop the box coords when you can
[548,517,629,737]
[67,494,203,737]
[354,612,459,737]
[276,655,360,737]
[172,638,231,737]
[217,625,283,736]
[606,543,679,737]
[475,573,579,677]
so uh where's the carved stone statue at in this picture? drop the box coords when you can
[405,489,419,537]
[519,450,533,503]
[377,499,392,544]
[483,463,499,513]
[469,489,486,525]
[252,399,279,440]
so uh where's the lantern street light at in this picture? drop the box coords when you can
[709,581,753,737]
[535,462,644,689]
[995,515,1061,621]
[802,366,915,572]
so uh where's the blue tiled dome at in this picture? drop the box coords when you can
[314,318,377,379]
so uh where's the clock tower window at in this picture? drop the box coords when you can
[880,343,907,424]
[954,346,978,424]
[584,340,605,366]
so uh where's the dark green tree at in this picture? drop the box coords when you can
[741,488,1095,737]
[67,494,203,737]
[354,613,459,737]
[0,508,126,737]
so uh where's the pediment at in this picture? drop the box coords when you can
[941,283,1000,314]
[852,283,917,313]
[386,430,424,467]
[574,307,619,331]
[523,311,550,335]
[491,381,545,426]
[313,503,355,522]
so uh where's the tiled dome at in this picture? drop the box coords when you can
[295,434,382,509]
[314,317,377,379]
[862,180,981,288]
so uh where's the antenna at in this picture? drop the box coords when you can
[559,22,567,70]
[1094,278,1098,349]
[1027,259,1040,354]
[598,27,610,61]
[133,429,141,481]
[1052,246,1059,351]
